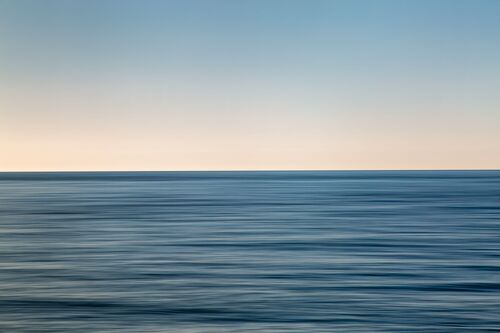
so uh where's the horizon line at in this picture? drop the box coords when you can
[1,168,499,173]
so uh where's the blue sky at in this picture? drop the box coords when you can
[1,0,499,170]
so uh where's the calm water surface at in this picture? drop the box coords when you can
[1,171,499,332]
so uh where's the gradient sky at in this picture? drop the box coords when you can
[1,0,499,171]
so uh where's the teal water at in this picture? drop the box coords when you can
[1,171,499,332]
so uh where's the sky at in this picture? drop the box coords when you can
[1,0,499,171]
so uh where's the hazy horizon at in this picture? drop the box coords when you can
[1,168,499,174]
[2,0,500,171]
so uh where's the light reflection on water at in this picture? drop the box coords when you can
[1,171,500,332]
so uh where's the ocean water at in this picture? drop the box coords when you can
[1,170,499,333]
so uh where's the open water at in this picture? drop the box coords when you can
[0,170,499,332]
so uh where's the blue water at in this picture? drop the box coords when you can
[1,170,499,332]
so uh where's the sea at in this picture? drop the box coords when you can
[0,170,499,332]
